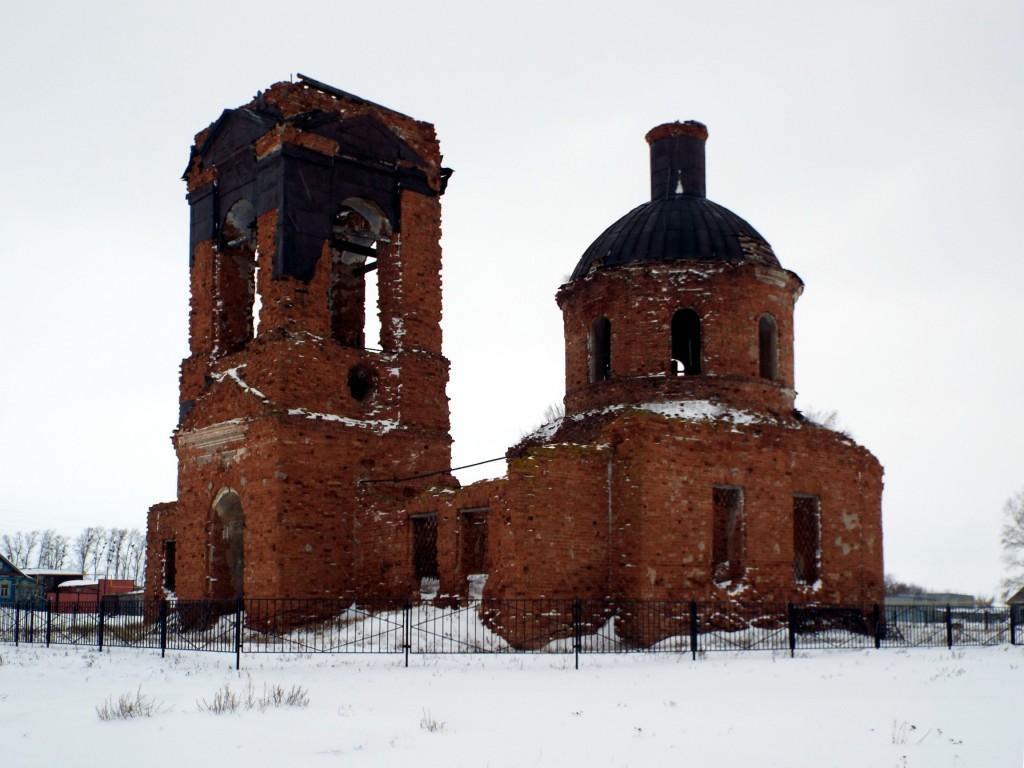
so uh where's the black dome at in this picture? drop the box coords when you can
[569,121,778,281]
[570,196,776,281]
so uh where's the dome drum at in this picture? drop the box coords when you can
[559,262,801,417]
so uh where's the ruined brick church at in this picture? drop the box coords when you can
[145,76,884,611]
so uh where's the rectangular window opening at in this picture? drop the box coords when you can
[793,494,821,585]
[459,508,489,576]
[460,508,489,599]
[411,514,439,582]
[162,540,177,593]
[712,486,744,585]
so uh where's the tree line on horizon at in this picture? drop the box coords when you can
[0,527,145,583]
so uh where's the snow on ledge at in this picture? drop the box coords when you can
[522,398,772,444]
[286,408,400,434]
[633,399,765,425]
[210,365,401,435]
[57,579,100,589]
[213,366,270,402]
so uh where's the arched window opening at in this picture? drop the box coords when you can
[222,199,256,249]
[589,316,612,383]
[216,199,257,355]
[330,199,391,350]
[364,267,380,349]
[759,314,779,381]
[671,309,701,375]
[210,489,244,601]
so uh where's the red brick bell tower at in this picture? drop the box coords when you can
[145,76,455,601]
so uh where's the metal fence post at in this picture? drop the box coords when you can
[158,602,166,655]
[573,599,581,670]
[872,603,881,650]
[689,600,699,661]
[160,599,168,658]
[403,601,412,668]
[945,605,953,649]
[1011,605,1017,646]
[14,603,20,647]
[98,599,105,652]
[45,601,52,648]
[787,603,796,658]
[234,597,243,671]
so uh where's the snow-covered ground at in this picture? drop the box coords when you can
[2,644,1020,766]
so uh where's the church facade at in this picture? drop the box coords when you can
[145,78,884,617]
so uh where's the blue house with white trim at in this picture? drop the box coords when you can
[0,553,44,605]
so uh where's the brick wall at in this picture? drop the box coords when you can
[558,262,802,418]
[420,410,881,608]
[148,84,883,633]
[145,80,454,601]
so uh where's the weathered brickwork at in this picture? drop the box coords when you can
[145,78,455,601]
[402,118,883,610]
[559,261,802,418]
[146,86,883,622]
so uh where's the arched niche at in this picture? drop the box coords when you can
[589,316,612,383]
[216,199,258,354]
[758,313,779,381]
[329,198,393,350]
[210,488,245,601]
[671,308,702,375]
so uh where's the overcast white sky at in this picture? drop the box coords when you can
[1,1,1021,597]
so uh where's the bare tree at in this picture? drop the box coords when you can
[43,531,70,570]
[801,408,853,439]
[3,526,143,577]
[53,534,69,569]
[73,529,90,573]
[105,528,128,578]
[36,529,69,569]
[542,401,565,423]
[2,529,67,569]
[1001,488,1024,599]
[123,529,146,583]
[1,531,28,567]
[36,529,53,568]
[23,530,41,567]
[92,527,110,577]
[74,527,107,577]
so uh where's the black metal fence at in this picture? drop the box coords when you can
[1,598,1019,668]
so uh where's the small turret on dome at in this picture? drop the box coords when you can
[570,121,778,281]
[646,120,708,199]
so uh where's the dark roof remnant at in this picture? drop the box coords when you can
[296,73,416,121]
[570,121,778,281]
[183,79,443,282]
